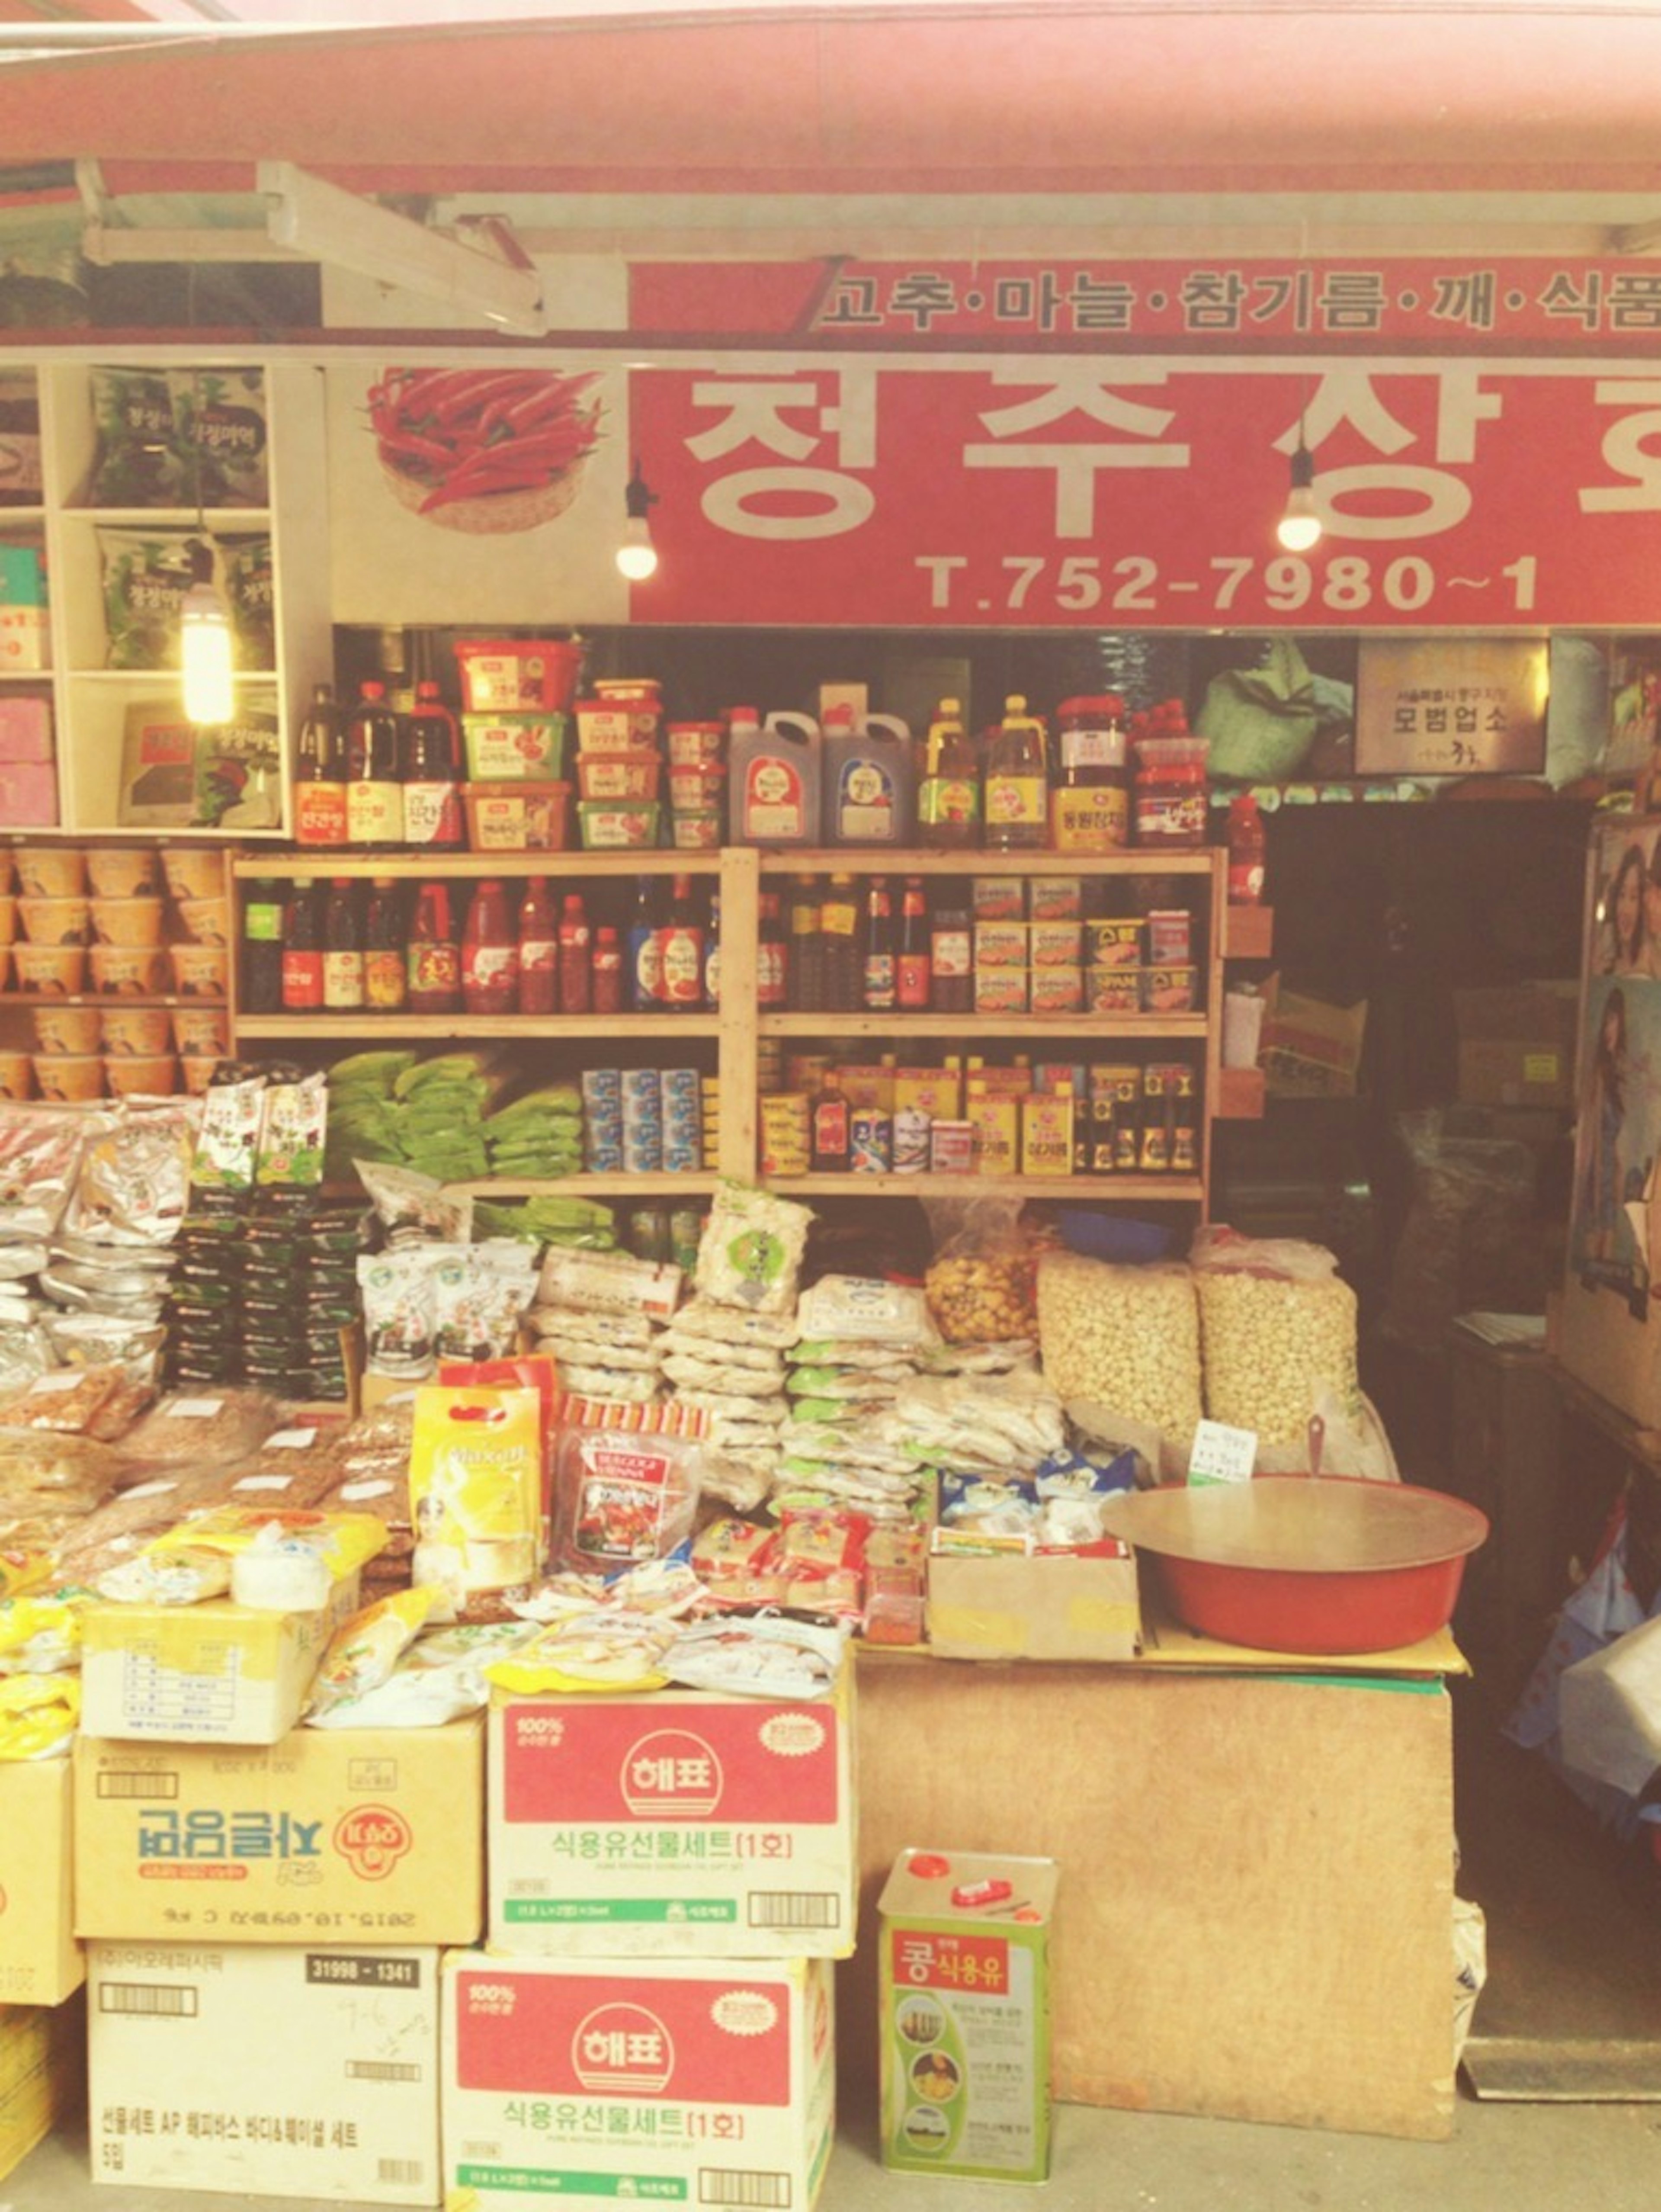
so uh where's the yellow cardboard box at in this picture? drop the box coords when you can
[927,1541,1141,1661]
[0,1759,81,2006]
[74,1716,484,1946]
[0,1995,85,2185]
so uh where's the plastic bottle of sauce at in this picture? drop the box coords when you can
[407,882,461,1015]
[897,876,931,1009]
[322,878,365,1011]
[703,889,721,1010]
[401,679,464,851]
[983,694,1049,851]
[628,876,664,1011]
[363,877,407,1011]
[462,880,518,1016]
[917,697,981,850]
[820,872,862,1013]
[660,873,706,1011]
[757,890,789,1008]
[1051,693,1130,851]
[294,682,348,848]
[279,878,324,1011]
[1227,792,1267,904]
[592,925,623,1015]
[517,880,557,1014]
[558,891,593,1014]
[787,876,823,1012]
[241,878,284,1014]
[345,678,404,848]
[861,875,896,1011]
[811,1070,850,1173]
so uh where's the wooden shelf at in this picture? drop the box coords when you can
[0,993,226,1011]
[764,1172,1205,1201]
[443,1173,721,1197]
[760,1011,1208,1038]
[757,847,1215,877]
[230,851,722,881]
[235,1012,720,1040]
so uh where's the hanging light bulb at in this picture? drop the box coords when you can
[1276,438,1322,554]
[180,539,234,725]
[616,458,660,581]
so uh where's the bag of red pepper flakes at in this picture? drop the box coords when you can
[552,1417,703,1580]
[364,365,604,535]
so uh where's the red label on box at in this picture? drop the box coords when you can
[455,1967,795,2103]
[889,1928,1013,1995]
[501,1700,840,1826]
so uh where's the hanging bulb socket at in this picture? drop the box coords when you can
[1276,440,1322,554]
[616,458,660,581]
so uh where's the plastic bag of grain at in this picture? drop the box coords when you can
[1190,1224,1361,1450]
[1035,1250,1202,1443]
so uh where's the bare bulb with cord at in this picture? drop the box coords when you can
[615,516,659,581]
[1276,441,1322,553]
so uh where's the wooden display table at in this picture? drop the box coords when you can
[849,1647,1457,2141]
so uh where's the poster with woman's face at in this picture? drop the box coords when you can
[1561,819,1661,1424]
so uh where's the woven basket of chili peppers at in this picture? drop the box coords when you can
[366,366,603,534]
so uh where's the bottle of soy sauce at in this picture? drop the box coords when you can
[241,879,285,1014]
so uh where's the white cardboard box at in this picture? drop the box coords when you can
[88,1941,440,2202]
[442,1949,835,2212]
[487,1656,855,1956]
[79,1575,358,1746]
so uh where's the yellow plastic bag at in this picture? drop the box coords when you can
[0,1670,80,1759]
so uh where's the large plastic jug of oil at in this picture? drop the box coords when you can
[730,709,822,846]
[823,710,915,845]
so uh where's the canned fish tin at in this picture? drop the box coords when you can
[850,1108,893,1173]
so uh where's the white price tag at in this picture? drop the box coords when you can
[1188,1420,1257,1486]
[340,1479,394,1502]
[167,1397,224,1420]
[27,1370,82,1395]
[233,1476,295,1493]
[264,1428,318,1451]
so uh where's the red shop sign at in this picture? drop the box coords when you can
[626,360,1661,630]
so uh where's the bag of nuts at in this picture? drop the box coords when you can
[923,1199,1039,1345]
[1035,1250,1202,1445]
[1190,1225,1362,1451]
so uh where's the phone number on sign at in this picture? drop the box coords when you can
[913,552,1541,616]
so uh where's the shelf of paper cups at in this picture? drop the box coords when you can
[0,838,229,1005]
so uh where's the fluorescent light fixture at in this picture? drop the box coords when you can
[616,459,660,582]
[1276,440,1323,553]
[180,544,234,726]
[257,160,546,335]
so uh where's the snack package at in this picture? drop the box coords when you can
[0,1670,80,1759]
[553,1419,703,1577]
[694,1182,812,1316]
[2,1364,145,1438]
[255,1070,328,1189]
[98,1506,388,1609]
[305,1586,445,1722]
[660,1613,848,1700]
[188,1070,267,1195]
[795,1274,939,1348]
[359,1247,438,1378]
[359,1159,475,1247]
[0,1107,109,1241]
[408,1384,543,1620]
[432,1240,538,1363]
[539,1245,681,1322]
[484,1608,678,1695]
[115,1387,281,1467]
[0,1585,94,1674]
[924,1203,1040,1344]
[666,1297,801,1352]
[64,1099,197,1246]
[309,1616,541,1728]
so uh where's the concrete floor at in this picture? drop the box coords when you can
[8,2091,1661,2212]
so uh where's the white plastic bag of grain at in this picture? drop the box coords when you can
[1035,1250,1202,1443]
[694,1181,813,1316]
[1191,1225,1360,1451]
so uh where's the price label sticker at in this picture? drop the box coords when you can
[1188,1420,1257,1487]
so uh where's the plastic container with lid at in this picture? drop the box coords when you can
[1133,736,1210,850]
[455,637,583,715]
[1052,694,1131,852]
[823,708,915,846]
[730,709,821,847]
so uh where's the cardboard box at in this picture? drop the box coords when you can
[852,1658,1458,2141]
[442,1949,835,2212]
[927,1542,1141,1661]
[879,1849,1058,2182]
[1,1996,84,2185]
[1260,976,1368,1097]
[487,1663,856,1956]
[0,1758,82,2006]
[74,1718,484,1945]
[87,1942,440,2202]
[0,756,56,825]
[80,1578,358,1746]
[1454,981,1578,1108]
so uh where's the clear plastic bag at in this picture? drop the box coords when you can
[1190,1224,1362,1451]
